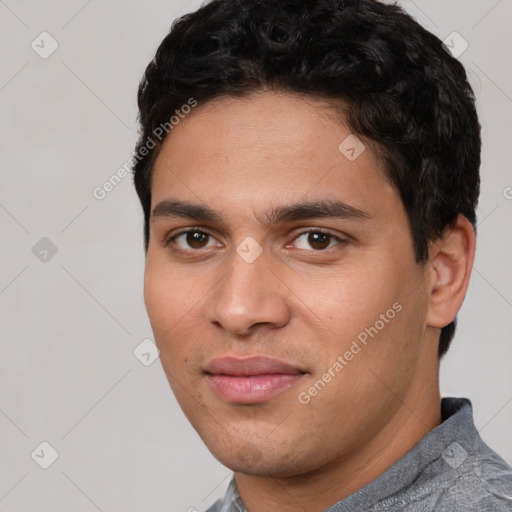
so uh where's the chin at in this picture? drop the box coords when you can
[207,439,318,478]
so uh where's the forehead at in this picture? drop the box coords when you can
[155,92,360,165]
[150,91,396,220]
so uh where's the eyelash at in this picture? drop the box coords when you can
[164,227,347,252]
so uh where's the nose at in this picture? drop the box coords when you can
[208,247,291,336]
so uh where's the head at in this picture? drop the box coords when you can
[133,0,479,478]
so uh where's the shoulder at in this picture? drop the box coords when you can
[433,440,512,511]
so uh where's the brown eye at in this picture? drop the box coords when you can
[170,229,217,250]
[307,232,331,250]
[186,231,209,248]
[292,230,343,251]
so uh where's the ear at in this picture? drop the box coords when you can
[425,215,476,329]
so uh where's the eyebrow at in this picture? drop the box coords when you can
[151,199,370,226]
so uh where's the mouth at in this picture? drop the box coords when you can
[204,356,307,404]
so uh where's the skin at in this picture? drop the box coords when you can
[144,91,476,512]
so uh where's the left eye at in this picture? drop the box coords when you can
[292,231,342,251]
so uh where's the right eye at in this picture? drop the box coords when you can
[166,228,220,251]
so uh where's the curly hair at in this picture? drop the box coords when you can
[132,0,481,357]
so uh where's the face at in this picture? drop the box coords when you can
[144,91,434,477]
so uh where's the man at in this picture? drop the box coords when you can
[132,0,512,510]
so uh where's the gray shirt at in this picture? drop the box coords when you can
[205,397,512,511]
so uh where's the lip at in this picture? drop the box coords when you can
[205,356,306,404]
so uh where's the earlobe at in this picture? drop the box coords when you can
[426,215,476,329]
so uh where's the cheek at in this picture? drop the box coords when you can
[297,261,400,335]
[144,261,190,367]
[144,271,172,337]
[295,255,425,378]
[143,256,213,376]
[144,255,194,334]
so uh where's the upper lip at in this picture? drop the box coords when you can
[205,356,305,376]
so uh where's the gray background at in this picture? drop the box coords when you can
[0,0,511,510]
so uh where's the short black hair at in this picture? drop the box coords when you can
[132,0,481,357]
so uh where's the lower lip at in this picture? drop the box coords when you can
[207,374,304,403]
